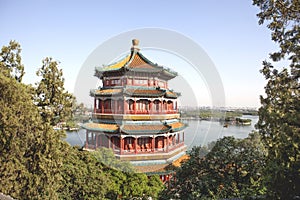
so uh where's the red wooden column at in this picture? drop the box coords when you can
[101,99,104,113]
[134,137,137,154]
[152,136,155,152]
[177,133,180,144]
[183,132,185,142]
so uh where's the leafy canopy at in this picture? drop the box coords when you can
[253,0,300,198]
[161,133,266,199]
[0,67,63,199]
[35,57,74,126]
[0,40,25,82]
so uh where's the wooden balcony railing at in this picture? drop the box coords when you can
[94,109,178,115]
[112,142,184,155]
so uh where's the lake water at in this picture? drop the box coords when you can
[65,115,259,150]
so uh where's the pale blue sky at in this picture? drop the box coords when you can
[0,0,277,108]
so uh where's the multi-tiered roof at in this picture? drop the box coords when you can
[94,39,177,80]
[83,39,187,180]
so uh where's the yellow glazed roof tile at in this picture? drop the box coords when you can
[102,54,131,70]
[83,123,119,132]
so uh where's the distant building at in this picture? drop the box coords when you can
[82,39,187,182]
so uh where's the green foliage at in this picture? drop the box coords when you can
[106,171,164,200]
[253,0,300,198]
[92,148,135,173]
[0,71,63,199]
[256,64,300,198]
[35,57,74,126]
[253,0,300,65]
[146,175,165,199]
[58,146,109,200]
[162,133,266,199]
[92,148,165,199]
[0,40,25,82]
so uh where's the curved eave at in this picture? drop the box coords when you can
[159,69,177,80]
[94,67,124,79]
[168,122,188,132]
[136,51,157,66]
[126,67,162,73]
[165,90,180,99]
[171,124,187,132]
[92,88,123,97]
[94,50,178,80]
[124,87,166,97]
[120,124,171,134]
[121,129,170,135]
[124,92,165,97]
[95,66,123,72]
[97,54,131,72]
[163,69,177,76]
[165,94,177,99]
[94,92,123,97]
[82,123,119,133]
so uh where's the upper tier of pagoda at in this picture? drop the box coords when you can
[94,39,177,81]
[90,86,179,99]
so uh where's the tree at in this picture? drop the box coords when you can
[92,148,165,200]
[162,133,266,199]
[35,57,74,126]
[58,147,110,200]
[0,70,63,199]
[0,40,25,82]
[253,0,300,198]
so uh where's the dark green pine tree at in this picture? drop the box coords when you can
[0,40,25,82]
[35,57,74,126]
[0,70,63,199]
[253,0,300,198]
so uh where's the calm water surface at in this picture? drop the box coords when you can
[65,115,259,150]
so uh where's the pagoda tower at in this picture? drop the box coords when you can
[83,39,187,177]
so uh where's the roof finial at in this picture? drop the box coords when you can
[131,39,140,51]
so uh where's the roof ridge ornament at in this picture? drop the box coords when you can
[131,39,140,52]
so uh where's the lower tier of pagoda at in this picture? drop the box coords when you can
[84,130,185,157]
